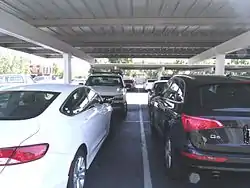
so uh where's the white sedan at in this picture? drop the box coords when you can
[0,84,113,188]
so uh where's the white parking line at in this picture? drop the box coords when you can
[139,103,153,188]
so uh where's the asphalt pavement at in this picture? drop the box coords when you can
[85,91,250,188]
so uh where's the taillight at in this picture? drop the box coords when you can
[0,143,49,166]
[181,114,223,132]
[181,151,227,162]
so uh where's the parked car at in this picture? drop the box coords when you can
[148,80,168,107]
[0,84,113,188]
[159,76,172,80]
[0,74,34,87]
[124,79,136,91]
[85,73,127,118]
[149,75,250,180]
[144,79,157,91]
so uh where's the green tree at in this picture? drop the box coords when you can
[0,54,30,74]
[108,58,133,64]
[58,70,63,79]
[52,63,60,75]
[230,59,249,65]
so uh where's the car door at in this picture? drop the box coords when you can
[61,87,102,158]
[162,78,185,136]
[87,89,111,137]
[154,80,173,136]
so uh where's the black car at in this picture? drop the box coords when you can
[149,74,250,179]
[160,76,171,80]
[124,79,136,91]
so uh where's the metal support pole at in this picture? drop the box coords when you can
[63,53,72,84]
[215,54,225,75]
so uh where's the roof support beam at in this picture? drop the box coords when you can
[60,35,235,43]
[4,42,220,49]
[215,54,225,75]
[0,35,237,44]
[0,9,95,63]
[189,30,250,64]
[27,18,250,27]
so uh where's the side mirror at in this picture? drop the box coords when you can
[101,97,114,104]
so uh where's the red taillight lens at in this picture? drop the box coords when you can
[0,143,49,166]
[181,114,223,132]
[181,151,227,162]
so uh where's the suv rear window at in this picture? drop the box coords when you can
[0,91,60,120]
[86,76,123,87]
[199,83,250,110]
[124,80,134,83]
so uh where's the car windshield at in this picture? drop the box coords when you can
[160,76,171,80]
[0,75,24,84]
[124,80,134,83]
[0,91,60,120]
[148,79,157,83]
[199,83,250,110]
[86,76,123,87]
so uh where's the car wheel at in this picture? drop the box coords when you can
[150,111,157,136]
[67,149,87,188]
[164,137,187,181]
[120,102,127,119]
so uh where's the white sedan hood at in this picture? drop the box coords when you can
[91,86,123,96]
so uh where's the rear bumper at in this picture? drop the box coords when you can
[181,149,250,172]
[0,152,72,188]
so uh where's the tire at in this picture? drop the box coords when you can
[164,137,188,181]
[120,102,127,119]
[150,111,157,136]
[67,149,87,188]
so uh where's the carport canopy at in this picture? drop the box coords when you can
[0,0,250,80]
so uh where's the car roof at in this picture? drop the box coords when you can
[0,83,82,93]
[174,74,248,87]
[89,74,121,77]
[154,80,168,83]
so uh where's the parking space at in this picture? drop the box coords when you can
[85,92,250,188]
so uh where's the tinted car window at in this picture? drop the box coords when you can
[199,83,250,110]
[147,79,157,83]
[124,80,134,83]
[153,82,165,93]
[0,91,59,120]
[61,87,90,116]
[163,78,184,102]
[86,76,123,87]
[160,76,171,80]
